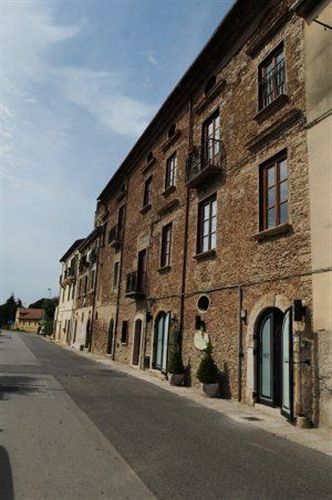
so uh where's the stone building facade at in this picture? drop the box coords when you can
[55,239,83,344]
[55,0,331,428]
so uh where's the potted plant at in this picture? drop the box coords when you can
[196,343,219,397]
[167,348,185,386]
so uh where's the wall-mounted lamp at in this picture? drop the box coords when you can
[240,309,247,323]
[294,299,306,322]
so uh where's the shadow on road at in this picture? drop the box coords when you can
[0,446,14,500]
[0,375,42,401]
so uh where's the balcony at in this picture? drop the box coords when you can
[109,225,123,249]
[126,271,145,299]
[186,139,224,188]
[60,266,76,286]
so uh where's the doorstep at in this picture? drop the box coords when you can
[49,338,332,458]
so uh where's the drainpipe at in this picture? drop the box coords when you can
[112,181,129,361]
[179,95,194,346]
[89,236,101,351]
[237,285,243,402]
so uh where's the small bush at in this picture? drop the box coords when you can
[197,343,219,384]
[167,348,184,374]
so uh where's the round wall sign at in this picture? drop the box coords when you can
[194,331,209,351]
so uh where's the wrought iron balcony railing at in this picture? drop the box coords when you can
[109,224,123,249]
[186,138,224,188]
[259,59,286,109]
[126,271,146,299]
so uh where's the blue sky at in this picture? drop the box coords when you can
[1,0,233,306]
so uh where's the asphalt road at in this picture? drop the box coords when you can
[1,331,331,500]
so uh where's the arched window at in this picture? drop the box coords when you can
[132,319,142,366]
[147,151,154,163]
[204,75,216,95]
[153,312,170,372]
[168,123,176,139]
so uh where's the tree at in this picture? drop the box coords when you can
[29,297,58,320]
[0,294,23,327]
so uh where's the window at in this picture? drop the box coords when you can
[168,123,176,138]
[121,320,128,344]
[83,275,88,294]
[143,176,152,207]
[137,249,147,292]
[118,205,125,235]
[147,151,154,163]
[198,295,210,312]
[203,111,220,165]
[90,269,96,290]
[67,285,71,301]
[161,223,172,268]
[260,152,288,231]
[72,283,75,300]
[165,153,177,190]
[113,261,119,288]
[259,44,285,110]
[197,195,217,254]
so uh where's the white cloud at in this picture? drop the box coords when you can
[56,66,154,137]
[1,1,154,303]
[147,51,158,66]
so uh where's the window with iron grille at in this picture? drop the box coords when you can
[161,223,172,268]
[197,194,217,253]
[83,275,88,294]
[259,44,286,110]
[165,153,177,189]
[117,204,125,236]
[121,320,128,344]
[113,261,119,288]
[260,152,288,230]
[143,176,152,207]
[202,111,220,166]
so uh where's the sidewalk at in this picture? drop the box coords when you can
[51,338,332,458]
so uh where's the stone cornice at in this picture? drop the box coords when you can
[246,109,304,153]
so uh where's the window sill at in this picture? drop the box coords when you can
[254,94,289,123]
[193,249,217,261]
[162,185,176,197]
[253,223,293,241]
[157,265,171,274]
[140,204,152,215]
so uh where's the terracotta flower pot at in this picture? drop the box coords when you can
[168,373,185,386]
[200,382,219,398]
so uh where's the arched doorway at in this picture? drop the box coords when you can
[153,312,170,372]
[85,318,91,350]
[132,319,142,366]
[256,307,293,419]
[106,319,114,355]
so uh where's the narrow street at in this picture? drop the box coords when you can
[1,331,331,500]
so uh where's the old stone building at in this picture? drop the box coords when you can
[72,228,102,349]
[55,239,83,344]
[55,0,331,428]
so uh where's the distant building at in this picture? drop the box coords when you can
[54,239,84,345]
[14,308,44,333]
